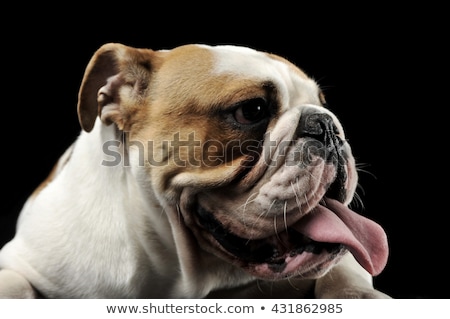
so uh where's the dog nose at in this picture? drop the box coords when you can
[298,112,341,147]
[297,111,348,201]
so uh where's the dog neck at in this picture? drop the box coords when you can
[60,121,252,297]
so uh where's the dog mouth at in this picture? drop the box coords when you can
[196,203,345,277]
[194,197,389,279]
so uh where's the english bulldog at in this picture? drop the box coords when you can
[0,43,390,298]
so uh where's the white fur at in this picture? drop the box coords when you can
[0,122,182,297]
[207,45,321,113]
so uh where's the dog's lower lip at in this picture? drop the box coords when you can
[195,204,275,262]
[195,204,343,266]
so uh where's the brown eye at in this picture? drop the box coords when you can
[233,98,269,124]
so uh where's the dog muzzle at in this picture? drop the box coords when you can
[178,107,389,280]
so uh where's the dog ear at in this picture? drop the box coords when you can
[77,43,154,132]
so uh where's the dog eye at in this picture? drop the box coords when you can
[233,98,269,125]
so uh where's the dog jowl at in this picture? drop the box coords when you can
[0,43,390,298]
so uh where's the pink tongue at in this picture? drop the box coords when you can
[293,198,389,276]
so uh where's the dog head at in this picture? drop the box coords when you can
[77,43,388,281]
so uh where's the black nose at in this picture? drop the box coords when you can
[298,112,343,149]
[298,111,348,202]
[298,112,337,139]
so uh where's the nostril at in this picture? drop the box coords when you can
[298,112,338,142]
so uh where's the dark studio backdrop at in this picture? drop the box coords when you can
[1,6,445,299]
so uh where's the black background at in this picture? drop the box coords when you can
[1,5,445,298]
